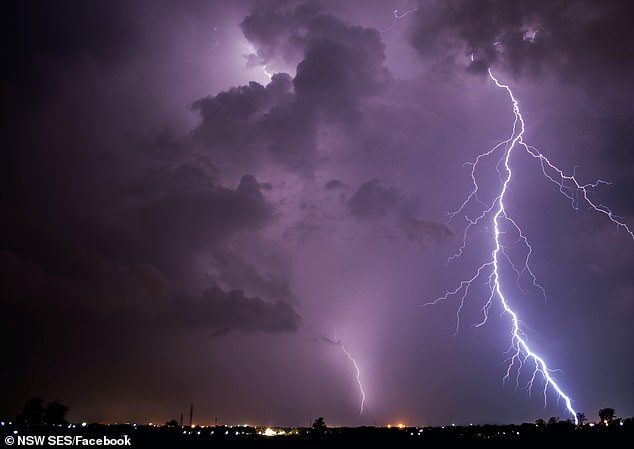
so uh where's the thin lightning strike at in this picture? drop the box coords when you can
[428,69,634,425]
[340,343,366,417]
[317,334,367,417]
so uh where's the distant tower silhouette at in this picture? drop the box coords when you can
[189,403,193,427]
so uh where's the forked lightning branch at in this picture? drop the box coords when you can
[427,69,634,424]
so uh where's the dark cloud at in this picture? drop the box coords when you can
[182,287,301,337]
[410,0,634,85]
[190,74,294,168]
[192,56,389,171]
[348,178,418,220]
[0,249,299,336]
[190,1,392,172]
[99,173,272,288]
[403,217,453,245]
[324,179,345,190]
[210,247,296,304]
[134,174,270,246]
[293,37,389,124]
[240,0,318,67]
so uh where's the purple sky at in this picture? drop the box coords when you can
[2,0,633,427]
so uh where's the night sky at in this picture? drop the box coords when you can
[2,0,633,427]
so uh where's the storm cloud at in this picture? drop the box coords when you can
[410,0,634,85]
[1,0,632,427]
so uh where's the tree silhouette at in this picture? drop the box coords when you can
[547,417,559,426]
[17,397,44,426]
[576,412,587,426]
[598,408,616,425]
[535,418,546,427]
[44,400,69,425]
[312,417,327,433]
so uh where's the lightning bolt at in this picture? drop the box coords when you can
[382,7,419,33]
[340,343,366,417]
[315,333,367,417]
[427,69,634,425]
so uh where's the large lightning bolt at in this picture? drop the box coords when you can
[428,69,634,425]
[340,343,366,417]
